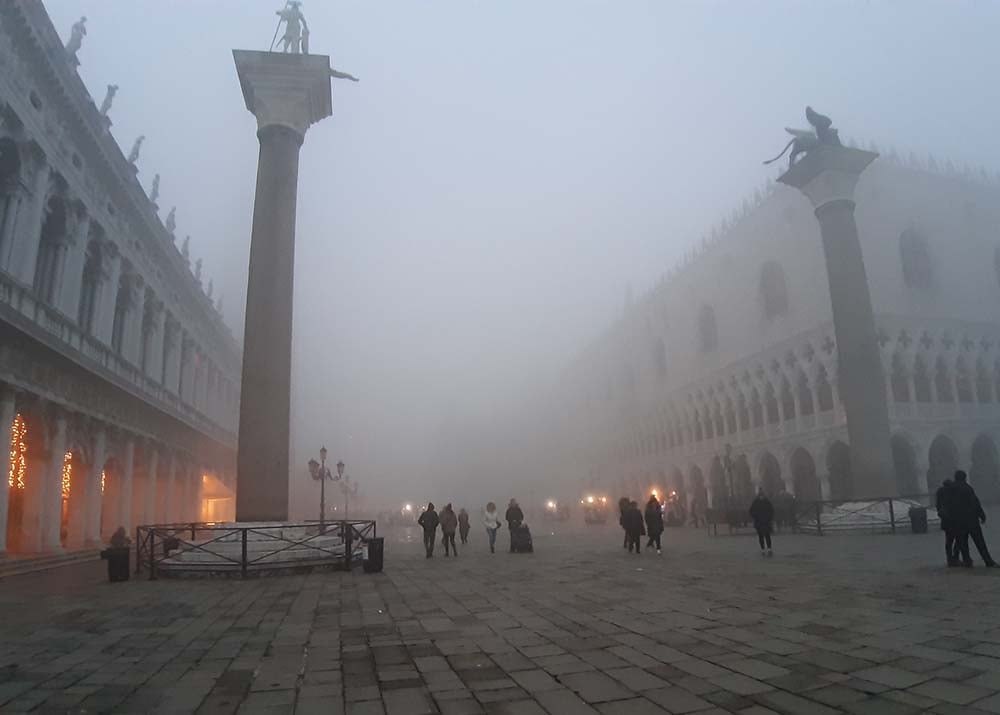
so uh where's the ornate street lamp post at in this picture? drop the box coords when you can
[307,446,332,531]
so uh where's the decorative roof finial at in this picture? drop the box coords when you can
[181,235,190,261]
[99,84,118,116]
[194,258,203,282]
[127,135,145,164]
[149,174,160,205]
[273,1,309,54]
[165,207,176,235]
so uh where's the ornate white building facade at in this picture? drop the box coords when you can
[0,1,240,555]
[548,154,1000,509]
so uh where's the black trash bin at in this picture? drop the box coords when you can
[363,537,384,573]
[101,547,130,582]
[909,506,928,534]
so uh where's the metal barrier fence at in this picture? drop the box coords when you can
[706,495,937,536]
[135,520,376,579]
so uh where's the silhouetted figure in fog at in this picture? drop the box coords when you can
[458,508,470,544]
[953,471,996,568]
[749,488,774,557]
[644,495,664,554]
[623,501,645,554]
[484,502,501,553]
[110,526,130,549]
[936,477,959,566]
[505,498,523,553]
[418,502,439,558]
[619,497,631,547]
[440,503,458,556]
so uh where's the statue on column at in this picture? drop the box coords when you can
[65,17,87,60]
[763,107,842,168]
[165,207,176,235]
[150,174,160,205]
[100,84,118,115]
[273,1,309,54]
[127,135,145,164]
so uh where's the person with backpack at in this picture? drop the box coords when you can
[623,501,645,554]
[483,502,501,553]
[644,495,664,554]
[749,488,775,557]
[505,498,524,553]
[458,508,471,544]
[417,502,439,558]
[440,503,459,557]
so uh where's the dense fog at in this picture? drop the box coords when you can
[45,0,1000,518]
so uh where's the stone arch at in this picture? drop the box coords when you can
[890,433,919,496]
[758,451,783,496]
[900,227,933,290]
[970,434,1000,502]
[927,434,960,489]
[33,190,69,305]
[698,304,718,353]
[827,440,854,501]
[760,260,789,320]
[791,447,822,502]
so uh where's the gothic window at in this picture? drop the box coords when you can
[140,288,156,373]
[698,305,718,353]
[890,353,910,402]
[0,138,22,260]
[78,237,102,334]
[651,338,667,381]
[33,196,67,305]
[759,260,789,320]
[899,228,933,290]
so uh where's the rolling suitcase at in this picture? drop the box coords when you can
[512,524,533,553]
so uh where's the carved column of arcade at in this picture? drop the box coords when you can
[40,408,67,552]
[0,385,15,553]
[7,146,49,284]
[125,278,147,366]
[83,426,106,546]
[145,299,166,382]
[780,143,894,498]
[96,242,122,345]
[178,334,193,403]
[118,437,135,533]
[57,203,90,319]
[65,418,89,548]
[0,148,31,270]
[233,50,334,522]
[143,446,159,526]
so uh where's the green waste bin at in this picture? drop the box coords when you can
[909,506,928,534]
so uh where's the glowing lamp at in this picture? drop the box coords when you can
[336,460,345,478]
[586,496,595,504]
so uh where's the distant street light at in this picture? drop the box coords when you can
[308,446,333,531]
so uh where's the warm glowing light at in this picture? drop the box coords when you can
[8,414,26,490]
[651,489,658,497]
[101,470,106,494]
[600,497,608,503]
[61,451,72,498]
[546,500,556,509]
[586,496,595,504]
[670,490,677,498]
[404,503,412,512]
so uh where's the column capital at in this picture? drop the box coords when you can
[233,50,333,138]
[778,146,878,211]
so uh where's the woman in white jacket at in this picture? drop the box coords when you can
[483,502,501,554]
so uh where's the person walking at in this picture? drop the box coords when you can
[936,477,959,566]
[505,498,524,553]
[417,503,439,558]
[440,503,459,557]
[484,502,501,553]
[749,488,775,557]
[623,501,645,554]
[952,471,996,568]
[644,495,664,554]
[618,497,631,547]
[458,508,471,545]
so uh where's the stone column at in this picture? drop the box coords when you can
[118,438,134,533]
[143,447,159,526]
[40,411,67,552]
[84,428,106,546]
[0,187,27,271]
[164,452,177,523]
[96,244,121,345]
[0,387,15,553]
[57,205,90,319]
[8,151,49,285]
[780,146,894,498]
[233,50,333,522]
[125,279,147,366]
[180,463,192,521]
[146,300,166,382]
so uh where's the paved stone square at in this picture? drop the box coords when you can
[4,519,1000,714]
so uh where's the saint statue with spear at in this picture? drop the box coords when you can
[272,1,309,54]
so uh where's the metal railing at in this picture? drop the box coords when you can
[135,520,376,579]
[706,495,937,536]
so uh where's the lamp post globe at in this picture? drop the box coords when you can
[336,460,345,479]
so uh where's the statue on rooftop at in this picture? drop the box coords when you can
[194,258,203,282]
[127,135,145,164]
[65,17,87,58]
[763,106,842,168]
[181,235,190,260]
[207,279,214,299]
[165,207,176,235]
[273,1,309,54]
[99,84,118,116]
[149,174,160,204]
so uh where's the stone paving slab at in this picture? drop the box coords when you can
[7,522,1000,713]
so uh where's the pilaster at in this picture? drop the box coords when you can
[0,387,15,553]
[40,410,67,552]
[143,447,159,526]
[57,204,90,319]
[96,243,121,345]
[118,438,134,533]
[84,428,106,546]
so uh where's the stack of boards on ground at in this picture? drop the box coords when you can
[512,524,533,553]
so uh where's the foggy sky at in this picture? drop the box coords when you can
[45,0,1000,515]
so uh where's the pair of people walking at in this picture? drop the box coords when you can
[417,503,465,557]
[937,470,996,568]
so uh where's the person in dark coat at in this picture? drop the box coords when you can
[505,499,524,553]
[440,503,458,557]
[623,501,645,554]
[618,497,631,547]
[952,471,996,568]
[458,508,471,544]
[644,495,664,554]
[936,478,958,566]
[749,488,775,557]
[417,502,439,558]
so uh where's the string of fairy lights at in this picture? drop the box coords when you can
[8,414,105,496]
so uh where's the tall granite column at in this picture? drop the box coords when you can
[233,51,333,522]
[780,146,894,497]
